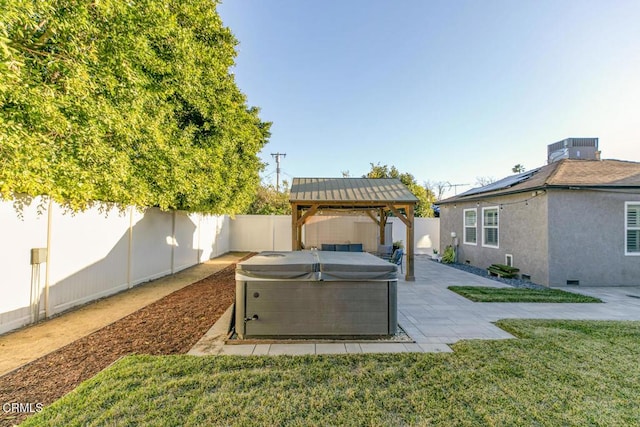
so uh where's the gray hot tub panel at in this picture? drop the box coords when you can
[235,251,398,338]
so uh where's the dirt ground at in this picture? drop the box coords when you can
[0,253,246,377]
[0,255,249,426]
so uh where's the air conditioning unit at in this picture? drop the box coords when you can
[547,138,599,163]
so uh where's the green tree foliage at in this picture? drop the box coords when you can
[0,0,270,214]
[512,164,525,173]
[245,182,291,215]
[364,163,436,217]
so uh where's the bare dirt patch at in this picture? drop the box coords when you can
[0,260,244,426]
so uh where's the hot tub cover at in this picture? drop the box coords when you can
[236,251,397,282]
[235,251,318,280]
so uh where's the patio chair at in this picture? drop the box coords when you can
[390,248,404,274]
[377,244,393,261]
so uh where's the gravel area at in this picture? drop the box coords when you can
[438,260,548,290]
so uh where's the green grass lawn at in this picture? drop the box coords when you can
[23,320,639,426]
[448,286,603,303]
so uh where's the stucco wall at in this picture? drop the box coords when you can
[439,192,549,285]
[547,190,640,286]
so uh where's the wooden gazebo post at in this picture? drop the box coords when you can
[406,204,415,281]
[291,203,299,250]
[379,208,386,245]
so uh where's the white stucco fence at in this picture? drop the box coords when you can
[1,204,438,335]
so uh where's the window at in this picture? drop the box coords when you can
[463,209,477,245]
[626,202,640,255]
[482,207,499,248]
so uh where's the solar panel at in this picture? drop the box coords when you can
[458,167,542,197]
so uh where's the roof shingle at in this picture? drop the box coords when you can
[439,159,640,204]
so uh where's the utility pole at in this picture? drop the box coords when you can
[271,152,286,191]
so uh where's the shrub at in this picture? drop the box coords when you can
[441,245,455,263]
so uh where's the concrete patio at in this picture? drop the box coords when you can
[196,255,640,356]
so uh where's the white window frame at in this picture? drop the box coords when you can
[463,208,477,245]
[625,202,640,256]
[482,206,499,248]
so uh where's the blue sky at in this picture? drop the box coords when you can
[218,0,640,197]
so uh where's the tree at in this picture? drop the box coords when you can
[364,163,436,217]
[475,176,497,187]
[0,0,270,214]
[512,164,526,173]
[245,182,291,215]
[425,180,450,201]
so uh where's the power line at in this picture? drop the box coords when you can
[262,170,276,179]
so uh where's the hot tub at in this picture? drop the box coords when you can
[235,251,397,338]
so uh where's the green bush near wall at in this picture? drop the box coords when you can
[1,0,270,214]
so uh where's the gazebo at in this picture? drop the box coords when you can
[289,177,418,281]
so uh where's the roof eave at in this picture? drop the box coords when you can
[289,199,418,205]
[437,184,640,205]
[436,185,548,205]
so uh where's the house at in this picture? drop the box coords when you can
[437,158,640,287]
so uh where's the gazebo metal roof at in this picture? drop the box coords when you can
[290,178,418,204]
[289,177,418,281]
